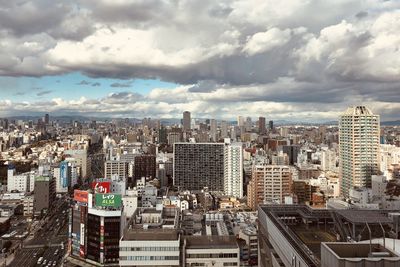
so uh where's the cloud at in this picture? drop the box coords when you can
[0,1,400,121]
[110,82,132,88]
[36,90,53,96]
[14,92,26,96]
[243,28,293,55]
[77,80,91,85]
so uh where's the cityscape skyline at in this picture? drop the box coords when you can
[1,1,400,121]
[2,1,400,266]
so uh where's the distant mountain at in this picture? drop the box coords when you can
[2,115,400,126]
[381,120,400,126]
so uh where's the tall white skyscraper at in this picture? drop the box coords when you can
[339,106,380,197]
[224,142,243,198]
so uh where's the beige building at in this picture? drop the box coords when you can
[339,106,380,197]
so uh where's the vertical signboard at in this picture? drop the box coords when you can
[99,217,105,264]
[79,206,86,258]
[60,161,69,188]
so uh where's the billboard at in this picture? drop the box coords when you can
[60,161,69,188]
[95,194,122,208]
[74,190,89,203]
[91,181,111,194]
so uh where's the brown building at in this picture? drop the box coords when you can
[247,165,292,210]
[134,154,156,180]
[292,180,318,204]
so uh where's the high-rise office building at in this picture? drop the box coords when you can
[258,116,266,134]
[282,145,300,165]
[237,116,244,127]
[210,119,217,142]
[339,106,380,197]
[183,111,191,131]
[220,120,228,138]
[134,154,156,180]
[224,142,243,198]
[268,120,274,130]
[44,113,50,124]
[173,143,224,192]
[245,117,252,132]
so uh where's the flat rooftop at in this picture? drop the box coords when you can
[323,242,400,258]
[122,228,179,241]
[185,236,238,249]
[336,210,393,224]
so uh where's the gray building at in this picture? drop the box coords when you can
[259,116,266,134]
[34,176,55,215]
[173,143,224,192]
[183,111,191,131]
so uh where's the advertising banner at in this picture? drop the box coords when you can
[91,181,111,194]
[95,193,122,208]
[60,161,69,188]
[74,190,89,203]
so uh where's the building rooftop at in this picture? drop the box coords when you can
[342,106,374,116]
[123,228,179,241]
[336,210,393,224]
[322,242,400,259]
[185,236,238,249]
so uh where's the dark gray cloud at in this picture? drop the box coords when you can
[36,90,53,96]
[110,82,132,88]
[77,80,91,85]
[92,82,101,87]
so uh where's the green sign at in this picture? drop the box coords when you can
[95,193,122,208]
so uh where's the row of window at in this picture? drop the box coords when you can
[188,263,237,266]
[186,253,238,259]
[120,247,179,251]
[120,256,179,261]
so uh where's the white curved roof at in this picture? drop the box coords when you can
[342,106,374,116]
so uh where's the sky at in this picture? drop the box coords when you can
[0,0,400,122]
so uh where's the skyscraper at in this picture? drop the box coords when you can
[220,120,228,138]
[258,116,266,134]
[183,111,191,131]
[339,106,380,197]
[224,142,243,198]
[210,119,217,142]
[237,116,244,127]
[44,113,50,124]
[268,120,274,130]
[173,143,225,192]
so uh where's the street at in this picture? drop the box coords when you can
[8,196,69,267]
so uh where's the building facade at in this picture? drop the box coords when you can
[339,106,380,197]
[174,143,225,192]
[224,143,243,198]
[183,111,191,131]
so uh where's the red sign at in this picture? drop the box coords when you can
[80,245,85,257]
[91,182,111,193]
[74,190,89,203]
